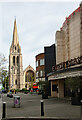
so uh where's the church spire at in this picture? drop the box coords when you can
[12,19,19,46]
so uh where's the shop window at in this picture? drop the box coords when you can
[52,85,57,91]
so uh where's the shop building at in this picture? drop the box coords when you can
[48,3,82,98]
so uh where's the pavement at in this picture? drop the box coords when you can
[2,92,81,119]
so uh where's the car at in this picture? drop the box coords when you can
[7,92,13,98]
[2,89,7,93]
[24,91,28,94]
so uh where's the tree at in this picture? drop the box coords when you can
[65,77,80,97]
[2,70,8,90]
[38,80,49,94]
[27,74,35,90]
[0,53,7,89]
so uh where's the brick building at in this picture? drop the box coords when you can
[36,53,45,82]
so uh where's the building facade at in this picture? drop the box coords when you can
[44,44,56,96]
[56,4,82,64]
[24,65,36,90]
[44,44,56,80]
[48,3,82,98]
[9,19,24,90]
[36,53,45,82]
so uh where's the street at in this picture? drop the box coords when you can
[2,93,81,119]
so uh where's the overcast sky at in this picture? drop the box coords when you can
[0,0,81,70]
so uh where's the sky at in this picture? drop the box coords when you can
[0,0,81,71]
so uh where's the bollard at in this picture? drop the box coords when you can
[81,105,82,120]
[81,100,82,120]
[2,102,6,118]
[40,100,44,116]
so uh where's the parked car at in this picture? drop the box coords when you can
[7,92,13,98]
[2,90,7,93]
[24,91,28,94]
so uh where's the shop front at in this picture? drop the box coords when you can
[51,79,64,98]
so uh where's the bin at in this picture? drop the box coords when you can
[14,96,20,107]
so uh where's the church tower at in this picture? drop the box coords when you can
[9,19,24,90]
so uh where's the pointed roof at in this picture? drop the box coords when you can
[24,65,35,74]
[12,19,19,46]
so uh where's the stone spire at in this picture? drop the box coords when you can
[9,19,24,90]
[12,19,19,46]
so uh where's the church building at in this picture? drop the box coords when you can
[9,19,24,90]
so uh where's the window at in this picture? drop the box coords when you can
[40,70,45,77]
[15,46,16,50]
[15,80,17,85]
[17,56,19,66]
[40,59,44,66]
[25,75,27,82]
[40,70,43,77]
[13,56,15,65]
[36,61,38,67]
[36,71,39,77]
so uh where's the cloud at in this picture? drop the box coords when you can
[0,1,80,70]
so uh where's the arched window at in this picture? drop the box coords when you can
[17,56,19,66]
[25,75,27,82]
[15,46,16,50]
[13,56,15,65]
[15,80,17,85]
